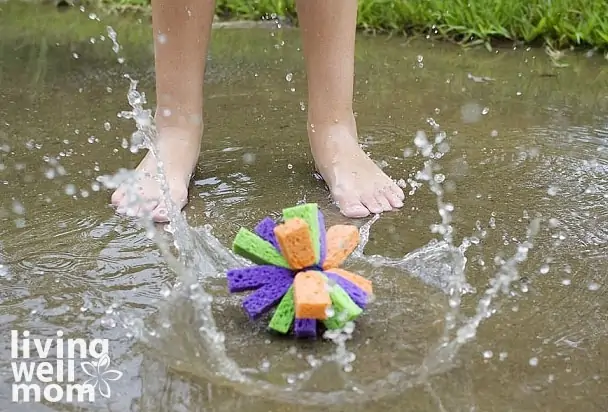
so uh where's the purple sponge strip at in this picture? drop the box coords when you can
[227,265,293,293]
[254,217,281,251]
[318,210,327,266]
[242,272,293,320]
[294,318,317,338]
[325,271,368,309]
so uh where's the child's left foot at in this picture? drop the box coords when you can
[309,115,405,218]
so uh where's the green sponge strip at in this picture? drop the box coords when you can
[323,283,363,330]
[268,286,295,334]
[232,228,290,268]
[282,203,321,264]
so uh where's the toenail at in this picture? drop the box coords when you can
[158,209,167,216]
[371,205,383,213]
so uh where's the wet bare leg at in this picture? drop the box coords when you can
[111,0,215,222]
[295,0,405,218]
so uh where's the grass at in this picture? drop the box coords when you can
[2,2,607,116]
[90,0,608,50]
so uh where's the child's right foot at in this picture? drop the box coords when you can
[110,127,201,222]
[309,115,405,218]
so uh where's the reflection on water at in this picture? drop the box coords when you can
[1,2,607,411]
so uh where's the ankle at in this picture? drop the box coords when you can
[307,109,355,128]
[155,108,203,135]
[159,124,202,136]
[155,121,203,142]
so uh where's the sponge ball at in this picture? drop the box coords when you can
[226,203,373,338]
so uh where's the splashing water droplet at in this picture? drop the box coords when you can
[260,360,271,371]
[12,200,25,215]
[64,184,76,196]
[160,286,171,298]
[130,131,146,153]
[242,153,256,164]
[461,102,483,123]
[414,130,429,151]
[106,26,121,54]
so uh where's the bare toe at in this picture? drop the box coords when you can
[341,203,371,218]
[120,204,140,218]
[334,191,370,218]
[374,191,392,211]
[391,182,405,200]
[111,188,126,206]
[361,194,384,215]
[384,185,404,208]
[151,205,170,223]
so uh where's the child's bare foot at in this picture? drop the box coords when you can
[309,115,405,218]
[111,127,200,222]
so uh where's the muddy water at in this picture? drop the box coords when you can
[1,2,608,411]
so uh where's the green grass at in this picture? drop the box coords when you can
[91,0,608,50]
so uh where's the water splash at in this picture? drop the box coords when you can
[89,15,542,406]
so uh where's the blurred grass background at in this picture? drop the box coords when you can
[87,0,608,50]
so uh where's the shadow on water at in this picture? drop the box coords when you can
[1,2,607,411]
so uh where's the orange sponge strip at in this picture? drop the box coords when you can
[274,218,316,270]
[322,225,360,270]
[327,268,373,295]
[293,271,331,320]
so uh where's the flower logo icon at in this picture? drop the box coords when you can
[80,353,123,399]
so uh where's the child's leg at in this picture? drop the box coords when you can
[296,0,404,218]
[111,0,215,222]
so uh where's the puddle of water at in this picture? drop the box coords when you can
[1,2,607,411]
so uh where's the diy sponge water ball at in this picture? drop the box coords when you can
[226,203,373,338]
